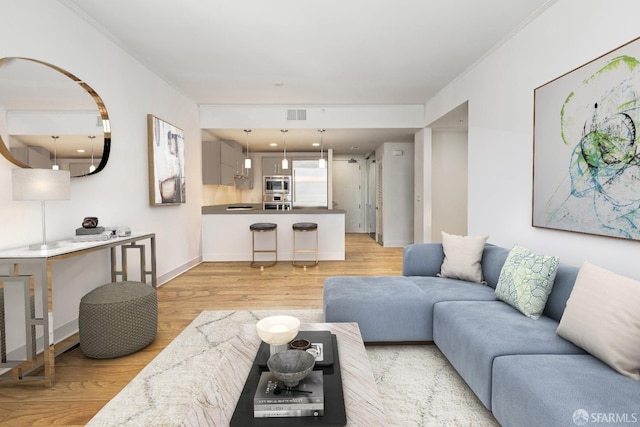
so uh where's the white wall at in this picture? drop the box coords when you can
[424,0,640,279]
[379,142,414,246]
[413,128,431,243]
[431,130,468,241]
[0,0,202,350]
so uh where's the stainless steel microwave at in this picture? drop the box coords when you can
[263,175,291,194]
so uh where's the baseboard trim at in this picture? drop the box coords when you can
[157,256,202,287]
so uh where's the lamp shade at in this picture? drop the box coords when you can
[12,168,71,201]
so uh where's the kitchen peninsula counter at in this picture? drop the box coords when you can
[202,205,345,261]
[202,204,345,215]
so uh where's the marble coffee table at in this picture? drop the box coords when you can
[88,310,386,426]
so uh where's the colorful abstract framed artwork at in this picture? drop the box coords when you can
[147,114,186,206]
[532,36,640,240]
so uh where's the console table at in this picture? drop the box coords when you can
[0,232,156,386]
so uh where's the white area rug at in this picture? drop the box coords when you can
[368,345,497,426]
[88,310,498,426]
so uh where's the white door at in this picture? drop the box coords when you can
[332,159,363,233]
[366,159,377,238]
[376,158,383,244]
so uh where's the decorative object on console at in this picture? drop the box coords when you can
[147,114,185,206]
[11,168,71,250]
[532,35,640,241]
[72,231,112,242]
[494,244,559,319]
[256,315,300,356]
[76,217,104,237]
[557,261,640,380]
[438,231,489,283]
[76,226,105,235]
[116,225,132,237]
[82,217,99,228]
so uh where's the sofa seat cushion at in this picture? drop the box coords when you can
[492,354,640,427]
[323,276,433,342]
[409,276,496,301]
[323,276,498,342]
[433,301,585,409]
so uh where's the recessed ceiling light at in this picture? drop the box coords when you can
[77,149,85,153]
[312,143,320,147]
[350,146,360,150]
[269,143,278,147]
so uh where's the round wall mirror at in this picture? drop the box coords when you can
[0,57,110,177]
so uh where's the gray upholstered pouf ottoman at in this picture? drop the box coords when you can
[79,281,157,359]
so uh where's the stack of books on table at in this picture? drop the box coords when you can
[73,227,113,242]
[253,370,324,418]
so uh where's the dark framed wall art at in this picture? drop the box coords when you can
[147,114,186,206]
[533,36,640,240]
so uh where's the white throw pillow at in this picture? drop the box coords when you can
[557,261,640,381]
[439,232,489,283]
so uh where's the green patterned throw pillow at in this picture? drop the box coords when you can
[495,245,560,319]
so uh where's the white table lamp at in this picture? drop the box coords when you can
[12,168,71,251]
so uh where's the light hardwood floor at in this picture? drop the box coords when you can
[0,233,404,426]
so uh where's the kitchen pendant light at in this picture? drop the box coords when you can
[51,135,59,170]
[318,129,326,168]
[88,135,96,172]
[281,129,289,170]
[244,129,252,169]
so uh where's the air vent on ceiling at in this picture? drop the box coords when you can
[286,109,307,120]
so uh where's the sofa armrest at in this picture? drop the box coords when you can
[402,243,444,276]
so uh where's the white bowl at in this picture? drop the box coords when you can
[256,315,300,345]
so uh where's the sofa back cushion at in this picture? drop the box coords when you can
[402,243,445,277]
[543,262,579,322]
[480,244,510,288]
[479,244,578,321]
[402,242,578,321]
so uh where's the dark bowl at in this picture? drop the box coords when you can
[289,339,311,351]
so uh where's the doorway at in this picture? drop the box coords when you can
[332,158,363,233]
[366,157,376,239]
[428,101,469,242]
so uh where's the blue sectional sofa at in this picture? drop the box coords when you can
[323,243,640,427]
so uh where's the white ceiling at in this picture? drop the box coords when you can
[36,1,555,153]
